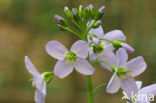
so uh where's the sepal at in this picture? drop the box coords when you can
[41,72,54,84]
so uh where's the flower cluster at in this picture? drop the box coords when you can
[24,5,156,103]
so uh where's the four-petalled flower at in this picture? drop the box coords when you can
[46,40,95,78]
[123,81,156,103]
[25,56,46,103]
[88,25,134,61]
[100,48,147,98]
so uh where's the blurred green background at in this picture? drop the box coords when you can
[0,0,156,103]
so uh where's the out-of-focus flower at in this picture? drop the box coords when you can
[122,81,156,103]
[25,56,46,103]
[100,48,147,98]
[46,40,95,78]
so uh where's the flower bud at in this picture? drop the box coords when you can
[86,4,95,18]
[92,37,100,45]
[113,40,135,54]
[112,40,122,49]
[122,43,135,54]
[64,6,68,11]
[41,72,54,84]
[54,15,68,27]
[54,15,63,22]
[72,8,80,21]
[72,8,77,16]
[88,4,93,9]
[94,6,105,20]
[91,21,101,28]
[79,5,85,16]
[64,6,72,18]
[99,6,105,13]
[111,66,117,73]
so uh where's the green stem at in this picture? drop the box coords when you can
[93,83,107,94]
[99,38,113,43]
[91,60,112,67]
[86,75,94,103]
[66,28,82,39]
[72,19,83,31]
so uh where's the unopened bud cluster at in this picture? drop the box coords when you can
[54,5,106,40]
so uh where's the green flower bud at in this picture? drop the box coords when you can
[79,5,85,17]
[94,12,103,21]
[72,8,80,21]
[91,21,101,28]
[60,19,69,27]
[64,6,72,18]
[112,40,123,50]
[89,34,97,40]
[94,6,105,20]
[41,72,54,84]
[111,65,117,73]
[54,15,69,27]
[86,4,95,18]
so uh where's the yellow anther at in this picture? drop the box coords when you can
[67,62,70,66]
[128,75,133,78]
[32,83,36,87]
[71,61,74,64]
[29,79,33,82]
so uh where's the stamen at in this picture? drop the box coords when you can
[64,51,77,65]
[92,41,106,54]
[32,83,36,87]
[117,67,133,79]
[128,75,133,78]
[29,79,36,88]
[29,79,33,82]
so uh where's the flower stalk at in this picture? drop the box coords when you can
[86,75,94,103]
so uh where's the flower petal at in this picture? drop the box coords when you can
[120,78,138,98]
[35,76,46,95]
[140,84,156,96]
[136,101,150,103]
[104,30,126,41]
[116,48,128,67]
[74,57,95,75]
[127,56,147,77]
[136,81,142,90]
[122,43,135,54]
[46,41,68,60]
[54,60,74,78]
[89,26,104,38]
[25,56,40,76]
[89,47,97,61]
[99,49,116,71]
[107,73,121,93]
[70,40,89,59]
[35,88,45,103]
